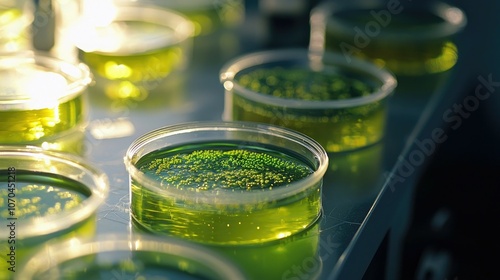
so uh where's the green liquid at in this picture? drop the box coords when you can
[230,67,387,152]
[164,0,244,36]
[325,8,459,95]
[0,66,86,144]
[131,141,322,245]
[0,170,95,279]
[78,20,188,100]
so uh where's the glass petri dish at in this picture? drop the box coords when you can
[0,51,92,145]
[0,145,109,279]
[220,48,397,152]
[71,2,194,100]
[15,233,247,280]
[124,121,328,245]
[309,0,466,95]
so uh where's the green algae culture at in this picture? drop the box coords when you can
[72,4,193,100]
[131,142,320,245]
[221,49,396,152]
[0,171,95,279]
[133,217,321,280]
[310,1,466,95]
[0,52,91,145]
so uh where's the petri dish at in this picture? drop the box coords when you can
[0,51,92,145]
[71,2,194,100]
[220,48,397,152]
[0,145,109,279]
[15,233,247,280]
[124,121,328,245]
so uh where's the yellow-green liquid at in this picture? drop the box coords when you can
[0,7,30,51]
[0,67,86,144]
[212,221,320,280]
[325,8,458,94]
[230,67,387,152]
[163,0,244,36]
[131,141,322,245]
[78,20,188,100]
[0,170,95,279]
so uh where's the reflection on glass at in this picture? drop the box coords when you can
[310,0,467,97]
[0,51,91,145]
[0,146,108,280]
[15,234,246,280]
[32,125,87,155]
[212,220,321,280]
[220,49,396,152]
[324,142,384,203]
[71,2,194,101]
[0,0,33,52]
[87,69,188,111]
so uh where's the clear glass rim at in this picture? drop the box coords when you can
[0,50,93,110]
[124,121,329,205]
[311,0,467,41]
[0,145,109,238]
[75,3,194,55]
[15,233,247,280]
[219,48,397,109]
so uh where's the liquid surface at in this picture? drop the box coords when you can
[236,67,374,101]
[76,20,187,99]
[131,142,321,244]
[230,67,386,152]
[0,170,90,220]
[138,142,313,191]
[75,20,177,55]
